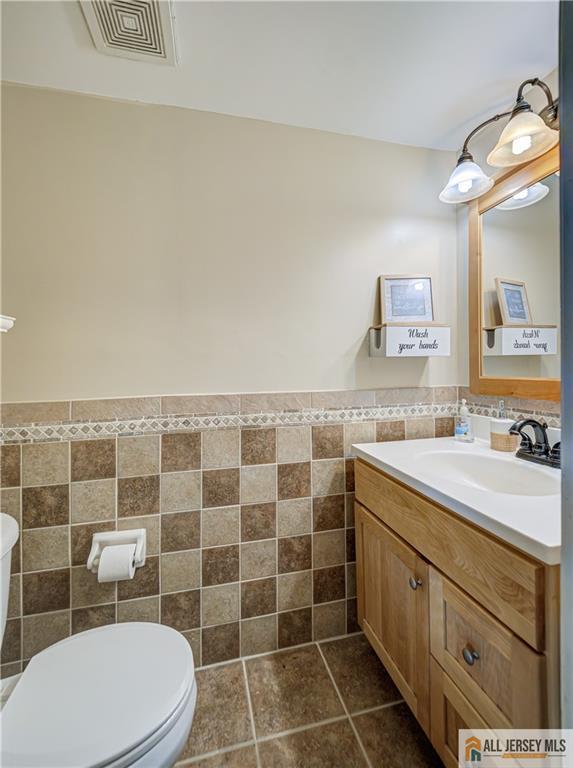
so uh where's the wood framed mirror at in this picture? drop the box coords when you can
[469,145,560,402]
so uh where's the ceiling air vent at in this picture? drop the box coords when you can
[80,0,177,65]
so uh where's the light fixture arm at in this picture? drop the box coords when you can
[515,77,555,110]
[458,111,512,164]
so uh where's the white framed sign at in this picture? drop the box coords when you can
[495,278,532,325]
[380,275,434,324]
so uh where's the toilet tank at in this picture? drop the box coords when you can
[0,514,19,645]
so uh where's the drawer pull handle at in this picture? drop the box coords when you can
[408,576,422,590]
[462,647,480,666]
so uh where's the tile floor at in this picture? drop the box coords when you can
[177,633,442,767]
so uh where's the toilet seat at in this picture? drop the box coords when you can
[0,622,195,768]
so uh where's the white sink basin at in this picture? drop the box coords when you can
[413,450,559,497]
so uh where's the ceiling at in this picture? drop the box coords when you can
[1,1,559,151]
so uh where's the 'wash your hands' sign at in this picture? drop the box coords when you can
[385,326,451,357]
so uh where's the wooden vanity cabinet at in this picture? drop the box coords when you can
[355,458,560,765]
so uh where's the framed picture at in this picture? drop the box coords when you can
[380,275,434,324]
[495,278,532,325]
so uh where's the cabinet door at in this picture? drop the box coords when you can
[355,501,430,734]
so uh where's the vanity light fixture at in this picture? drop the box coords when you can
[496,181,549,210]
[0,315,15,333]
[440,77,559,204]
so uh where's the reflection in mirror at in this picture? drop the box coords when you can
[481,172,560,379]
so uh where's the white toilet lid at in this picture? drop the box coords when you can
[1,622,195,768]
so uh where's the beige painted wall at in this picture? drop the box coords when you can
[1,84,458,401]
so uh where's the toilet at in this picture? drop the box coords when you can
[0,514,197,768]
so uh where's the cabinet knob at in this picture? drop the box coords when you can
[408,576,422,590]
[462,647,480,666]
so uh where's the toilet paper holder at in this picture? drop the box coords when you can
[87,529,147,574]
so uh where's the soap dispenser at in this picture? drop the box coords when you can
[455,399,474,442]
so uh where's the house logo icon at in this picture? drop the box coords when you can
[465,736,482,762]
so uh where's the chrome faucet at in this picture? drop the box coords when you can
[509,418,561,468]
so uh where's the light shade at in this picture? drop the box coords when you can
[439,159,494,204]
[0,315,15,333]
[486,110,559,168]
[496,182,549,210]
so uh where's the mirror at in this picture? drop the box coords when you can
[468,145,560,402]
[481,172,560,379]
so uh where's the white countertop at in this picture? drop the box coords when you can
[352,437,561,565]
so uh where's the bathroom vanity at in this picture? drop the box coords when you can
[353,438,560,768]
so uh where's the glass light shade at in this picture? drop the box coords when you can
[439,159,494,204]
[486,110,559,168]
[496,182,549,210]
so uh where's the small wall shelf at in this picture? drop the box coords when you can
[482,325,558,357]
[369,324,451,358]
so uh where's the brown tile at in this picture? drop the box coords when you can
[311,390,375,409]
[203,468,240,508]
[313,565,345,604]
[277,571,312,611]
[376,420,405,442]
[312,459,345,496]
[8,575,21,618]
[312,425,344,459]
[241,428,276,465]
[241,615,277,657]
[161,470,201,513]
[313,495,345,531]
[202,584,239,627]
[161,589,200,631]
[240,392,311,413]
[277,462,311,500]
[161,432,201,472]
[276,426,311,463]
[202,506,240,547]
[22,611,70,658]
[71,521,115,566]
[161,510,200,552]
[258,720,368,768]
[343,422,376,457]
[161,394,240,416]
[346,563,356,598]
[202,621,240,665]
[118,475,159,517]
[347,598,359,633]
[241,502,276,541]
[118,515,160,556]
[347,527,356,561]
[320,634,401,712]
[245,645,343,737]
[1,401,70,426]
[117,435,160,478]
[202,429,240,469]
[405,417,435,440]
[1,618,21,663]
[1,487,21,525]
[190,746,258,768]
[345,493,355,527]
[241,540,276,580]
[313,601,346,641]
[241,577,276,619]
[71,566,115,608]
[277,498,311,537]
[182,628,201,664]
[118,596,159,623]
[71,439,116,482]
[435,416,455,437]
[22,484,69,529]
[1,445,20,488]
[278,607,312,648]
[1,662,22,679]
[70,479,116,523]
[179,661,251,759]
[161,549,200,593]
[278,535,311,574]
[202,545,239,586]
[353,702,441,767]
[345,459,355,492]
[375,387,433,406]
[433,386,458,404]
[118,556,159,601]
[313,530,345,568]
[72,604,115,634]
[23,568,70,614]
[22,527,70,571]
[22,442,69,487]
[71,397,160,421]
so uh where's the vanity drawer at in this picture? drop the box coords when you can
[354,459,545,650]
[430,568,547,728]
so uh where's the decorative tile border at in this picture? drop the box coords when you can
[463,401,561,428]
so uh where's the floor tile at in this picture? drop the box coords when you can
[245,645,344,738]
[353,702,442,768]
[258,720,367,768]
[180,662,252,760]
[320,634,401,712]
[182,745,258,768]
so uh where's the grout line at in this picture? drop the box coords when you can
[255,713,349,745]
[316,642,374,768]
[176,739,257,766]
[241,659,261,768]
[351,699,404,717]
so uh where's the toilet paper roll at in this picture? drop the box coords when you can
[97,543,136,583]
